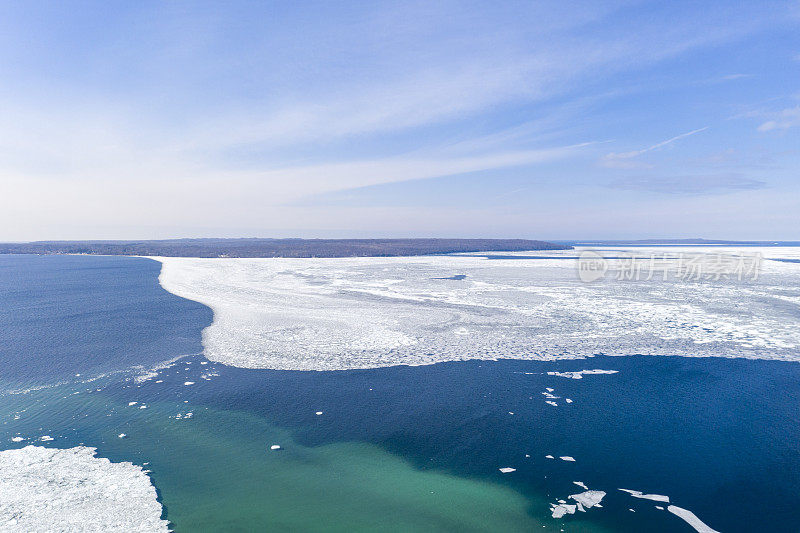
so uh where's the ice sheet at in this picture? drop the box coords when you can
[155,250,800,371]
[0,446,167,532]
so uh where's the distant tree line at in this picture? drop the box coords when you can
[0,238,571,258]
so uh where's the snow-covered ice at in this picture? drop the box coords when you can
[0,446,168,532]
[155,249,800,371]
[498,467,516,473]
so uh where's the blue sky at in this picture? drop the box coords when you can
[0,0,798,240]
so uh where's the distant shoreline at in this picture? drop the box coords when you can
[0,238,571,258]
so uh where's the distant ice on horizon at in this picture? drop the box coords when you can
[155,247,800,371]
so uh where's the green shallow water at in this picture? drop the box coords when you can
[0,377,611,532]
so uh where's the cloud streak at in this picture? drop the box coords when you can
[601,127,709,167]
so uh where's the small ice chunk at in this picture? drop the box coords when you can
[139,405,147,409]
[118,433,126,439]
[667,505,720,533]
[40,436,54,442]
[270,444,281,450]
[498,467,516,473]
[546,401,558,407]
[565,398,573,403]
[656,506,664,510]
[569,490,605,509]
[546,387,554,392]
[184,381,195,386]
[545,455,554,459]
[573,481,588,490]
[128,402,138,406]
[11,437,25,443]
[315,411,323,415]
[560,456,575,462]
[547,369,619,380]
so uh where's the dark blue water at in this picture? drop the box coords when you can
[0,254,211,389]
[1,254,799,532]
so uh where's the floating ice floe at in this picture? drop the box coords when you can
[118,434,126,439]
[559,456,575,462]
[570,490,605,509]
[565,398,573,403]
[550,489,606,519]
[547,370,619,380]
[573,481,588,490]
[315,411,323,415]
[498,467,516,473]
[0,445,168,531]
[551,503,577,518]
[39,436,54,442]
[668,505,720,533]
[128,402,137,406]
[545,401,558,407]
[545,455,554,459]
[270,445,281,450]
[619,488,670,502]
[184,381,195,386]
[618,488,717,531]
[11,437,25,443]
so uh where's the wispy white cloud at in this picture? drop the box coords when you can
[600,127,709,168]
[757,106,800,131]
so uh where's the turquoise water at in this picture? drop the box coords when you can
[1,254,799,531]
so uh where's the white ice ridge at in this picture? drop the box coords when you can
[547,369,619,379]
[0,446,168,532]
[154,249,800,371]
